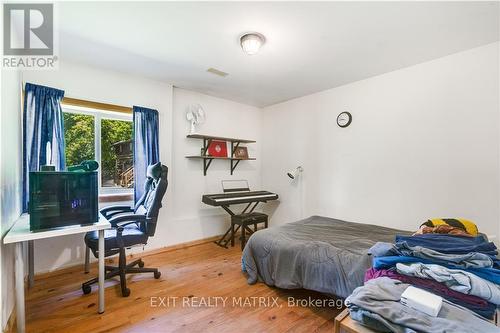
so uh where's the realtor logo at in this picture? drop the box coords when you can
[3,3,57,69]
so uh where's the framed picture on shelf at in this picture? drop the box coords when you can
[234,146,248,159]
[207,140,228,157]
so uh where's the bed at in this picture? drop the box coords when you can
[241,215,411,298]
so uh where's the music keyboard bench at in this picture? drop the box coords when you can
[231,212,268,250]
[201,181,278,248]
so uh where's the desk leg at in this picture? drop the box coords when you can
[15,242,26,333]
[28,240,34,288]
[98,229,105,314]
[84,245,90,273]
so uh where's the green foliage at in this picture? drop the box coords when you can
[63,113,133,187]
[63,113,95,166]
[101,118,133,183]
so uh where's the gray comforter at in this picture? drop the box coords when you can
[242,215,411,298]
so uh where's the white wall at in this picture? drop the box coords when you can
[170,88,262,243]
[262,42,500,239]
[18,64,263,273]
[21,61,174,272]
[0,69,23,329]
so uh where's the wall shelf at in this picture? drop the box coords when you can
[187,134,256,144]
[185,134,256,176]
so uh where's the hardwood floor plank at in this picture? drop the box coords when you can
[25,242,341,332]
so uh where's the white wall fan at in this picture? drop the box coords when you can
[186,104,206,135]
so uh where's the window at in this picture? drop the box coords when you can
[63,105,133,193]
[100,118,133,189]
[63,113,95,166]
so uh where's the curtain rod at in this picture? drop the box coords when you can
[61,97,132,114]
[21,82,133,114]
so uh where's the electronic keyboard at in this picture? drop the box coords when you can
[202,190,278,206]
[202,189,278,248]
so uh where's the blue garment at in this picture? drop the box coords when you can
[396,263,500,305]
[370,241,496,268]
[395,242,494,269]
[133,106,160,203]
[464,304,497,319]
[368,242,398,257]
[346,277,500,333]
[373,256,500,285]
[22,83,65,212]
[348,305,393,332]
[395,234,498,256]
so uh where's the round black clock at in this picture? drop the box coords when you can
[337,112,352,128]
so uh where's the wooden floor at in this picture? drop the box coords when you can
[25,241,342,333]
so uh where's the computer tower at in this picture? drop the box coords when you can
[29,171,98,231]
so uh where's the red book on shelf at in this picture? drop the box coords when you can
[207,140,228,157]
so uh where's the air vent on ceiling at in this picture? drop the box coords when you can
[207,67,228,77]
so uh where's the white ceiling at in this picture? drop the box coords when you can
[58,2,499,107]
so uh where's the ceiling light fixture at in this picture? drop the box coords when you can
[240,32,265,55]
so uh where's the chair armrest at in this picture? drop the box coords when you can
[109,214,146,227]
[111,215,147,248]
[100,205,134,219]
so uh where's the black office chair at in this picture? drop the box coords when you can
[82,162,168,297]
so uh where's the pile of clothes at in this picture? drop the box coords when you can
[345,218,500,333]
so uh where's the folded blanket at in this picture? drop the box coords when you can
[415,224,473,237]
[345,277,499,333]
[373,256,500,285]
[395,242,494,268]
[420,218,478,236]
[394,234,498,256]
[396,262,500,305]
[364,268,496,319]
[369,242,494,268]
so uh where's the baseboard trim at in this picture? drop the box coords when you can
[3,308,16,333]
[33,233,227,279]
[122,228,260,261]
[130,235,223,258]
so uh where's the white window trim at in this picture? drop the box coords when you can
[62,104,133,195]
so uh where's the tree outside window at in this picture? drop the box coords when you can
[63,111,133,191]
[101,118,133,188]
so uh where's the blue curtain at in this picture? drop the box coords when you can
[23,83,66,212]
[133,106,159,202]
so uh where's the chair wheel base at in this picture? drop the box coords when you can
[82,259,161,297]
[82,284,91,295]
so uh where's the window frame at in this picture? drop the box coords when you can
[62,104,133,195]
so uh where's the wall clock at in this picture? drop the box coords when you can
[337,112,352,128]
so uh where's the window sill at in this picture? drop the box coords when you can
[99,193,133,203]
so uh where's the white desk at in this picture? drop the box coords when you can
[3,214,111,333]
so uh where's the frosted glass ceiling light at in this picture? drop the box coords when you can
[240,33,265,55]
